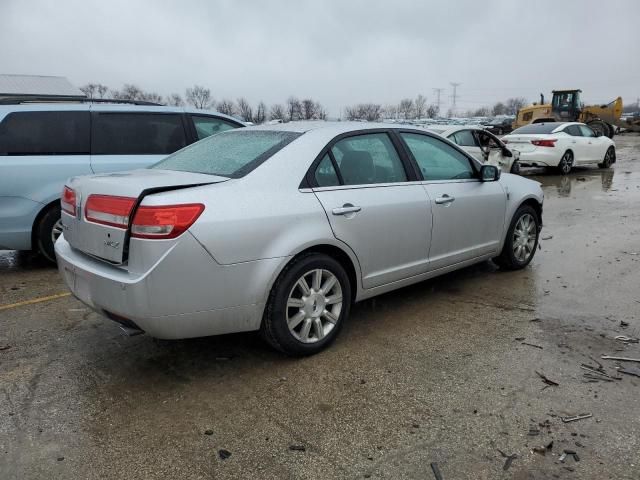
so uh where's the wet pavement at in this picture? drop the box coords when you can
[1,135,639,479]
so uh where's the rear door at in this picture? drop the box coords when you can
[311,131,432,289]
[398,131,506,270]
[90,112,188,173]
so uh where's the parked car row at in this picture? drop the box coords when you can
[0,102,244,260]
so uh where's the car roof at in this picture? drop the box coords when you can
[0,102,243,124]
[241,120,430,135]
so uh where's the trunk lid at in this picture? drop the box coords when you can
[62,169,226,264]
[501,134,543,153]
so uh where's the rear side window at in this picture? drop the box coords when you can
[191,115,239,140]
[152,130,301,178]
[314,154,340,187]
[564,125,583,136]
[0,111,89,155]
[92,113,187,155]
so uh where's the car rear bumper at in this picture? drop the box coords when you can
[55,233,283,339]
[513,149,561,168]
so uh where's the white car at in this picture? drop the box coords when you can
[426,125,521,174]
[501,122,615,175]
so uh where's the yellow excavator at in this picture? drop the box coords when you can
[513,89,639,138]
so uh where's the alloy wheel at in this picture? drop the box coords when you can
[512,213,536,262]
[560,152,573,174]
[51,219,63,245]
[286,269,343,344]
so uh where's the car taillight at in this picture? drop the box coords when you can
[531,139,557,147]
[61,186,76,216]
[131,204,205,239]
[85,195,136,228]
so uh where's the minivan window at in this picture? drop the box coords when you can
[151,130,301,178]
[92,113,186,155]
[191,115,239,140]
[0,111,89,155]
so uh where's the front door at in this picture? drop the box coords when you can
[398,132,506,270]
[311,132,432,289]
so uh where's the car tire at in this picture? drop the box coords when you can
[598,146,615,169]
[557,151,573,175]
[510,161,521,175]
[36,204,62,264]
[493,205,540,270]
[260,253,351,356]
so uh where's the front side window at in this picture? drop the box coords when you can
[191,115,239,140]
[152,130,301,177]
[92,113,186,155]
[330,133,407,185]
[0,111,89,155]
[449,129,477,147]
[401,133,475,181]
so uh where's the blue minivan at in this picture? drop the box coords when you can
[0,101,244,261]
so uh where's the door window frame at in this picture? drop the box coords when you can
[302,129,421,189]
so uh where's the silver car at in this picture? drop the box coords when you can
[55,122,543,355]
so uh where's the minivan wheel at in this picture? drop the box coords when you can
[493,205,540,270]
[261,253,351,356]
[598,147,615,169]
[36,204,62,264]
[557,151,573,175]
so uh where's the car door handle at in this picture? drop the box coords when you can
[332,205,362,215]
[435,195,455,205]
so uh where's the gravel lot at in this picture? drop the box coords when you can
[1,134,639,479]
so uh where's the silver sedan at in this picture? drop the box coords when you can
[56,122,544,355]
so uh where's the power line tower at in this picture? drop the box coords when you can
[450,82,461,111]
[433,88,444,113]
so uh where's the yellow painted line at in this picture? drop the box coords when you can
[0,292,72,312]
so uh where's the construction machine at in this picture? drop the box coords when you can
[513,90,639,137]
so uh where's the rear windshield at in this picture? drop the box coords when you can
[151,130,301,177]
[511,123,562,134]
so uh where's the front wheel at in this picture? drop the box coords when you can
[261,253,351,356]
[510,160,521,175]
[493,205,540,270]
[557,151,573,175]
[36,204,62,264]
[598,146,615,169]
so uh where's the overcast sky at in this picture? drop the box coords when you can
[2,0,639,116]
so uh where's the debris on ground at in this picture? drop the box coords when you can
[522,342,543,349]
[601,355,640,363]
[497,449,517,471]
[541,235,553,240]
[620,320,630,328]
[218,449,231,460]
[560,449,580,462]
[561,413,592,423]
[580,357,622,382]
[614,335,639,344]
[430,462,444,480]
[204,429,214,436]
[536,371,559,388]
[528,425,540,436]
[289,445,306,452]
[619,366,640,378]
[0,345,11,351]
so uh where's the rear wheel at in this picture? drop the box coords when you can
[261,253,351,356]
[36,204,62,264]
[494,205,540,270]
[598,146,615,169]
[557,151,573,175]
[587,119,608,138]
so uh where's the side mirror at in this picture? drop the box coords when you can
[480,164,500,182]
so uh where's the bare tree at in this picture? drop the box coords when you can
[505,97,527,115]
[315,102,327,120]
[344,103,382,122]
[269,103,286,121]
[286,97,302,121]
[186,85,213,109]
[236,97,253,122]
[383,104,398,119]
[96,84,108,98]
[301,99,317,120]
[472,107,490,117]
[166,93,185,106]
[79,83,97,99]
[217,99,236,116]
[112,84,144,101]
[141,92,163,104]
[426,104,439,118]
[414,94,427,119]
[254,101,267,124]
[492,102,506,116]
[398,98,414,120]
